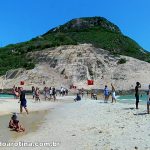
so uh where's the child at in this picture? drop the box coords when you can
[9,113,25,132]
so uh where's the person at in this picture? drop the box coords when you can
[91,91,94,99]
[66,89,68,96]
[32,86,35,99]
[87,91,89,97]
[93,93,97,100]
[147,84,150,114]
[9,113,25,132]
[63,88,66,96]
[60,87,64,96]
[49,87,52,100]
[20,87,29,114]
[43,87,48,100]
[52,87,56,101]
[74,93,81,102]
[104,85,109,103]
[81,88,84,98]
[135,82,141,109]
[13,87,20,99]
[111,83,116,103]
[35,87,40,102]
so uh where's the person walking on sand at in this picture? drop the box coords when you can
[87,91,89,97]
[20,87,29,114]
[104,85,109,103]
[60,87,63,96]
[32,86,35,99]
[147,84,150,114]
[52,87,56,101]
[135,82,141,109]
[49,87,52,100]
[81,88,84,98]
[111,83,116,103]
[35,87,40,102]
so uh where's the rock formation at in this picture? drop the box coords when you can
[1,44,150,90]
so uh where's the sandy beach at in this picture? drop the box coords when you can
[1,95,150,150]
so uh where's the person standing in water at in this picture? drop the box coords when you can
[20,87,29,114]
[147,84,150,114]
[135,82,141,109]
[111,83,116,103]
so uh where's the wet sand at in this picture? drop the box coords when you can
[0,95,75,144]
[0,110,49,142]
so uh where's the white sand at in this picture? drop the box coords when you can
[1,96,150,150]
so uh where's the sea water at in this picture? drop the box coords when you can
[117,94,148,104]
[0,94,14,99]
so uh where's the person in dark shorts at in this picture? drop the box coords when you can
[135,82,141,109]
[74,93,81,102]
[20,87,29,114]
[104,85,109,103]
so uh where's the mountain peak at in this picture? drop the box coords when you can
[49,16,121,33]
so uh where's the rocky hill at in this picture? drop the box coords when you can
[0,16,150,76]
[0,16,150,90]
[1,44,150,90]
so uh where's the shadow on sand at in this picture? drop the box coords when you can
[134,112,148,116]
[123,107,135,110]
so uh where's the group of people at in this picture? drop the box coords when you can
[60,87,68,96]
[32,86,57,101]
[9,86,28,132]
[74,84,116,102]
[9,81,150,133]
[8,85,70,132]
[103,83,116,103]
[32,86,69,102]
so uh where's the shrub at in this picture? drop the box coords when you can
[23,62,35,70]
[117,58,127,64]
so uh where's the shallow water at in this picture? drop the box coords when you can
[0,94,15,99]
[117,94,148,104]
[0,110,49,142]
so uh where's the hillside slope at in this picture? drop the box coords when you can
[0,16,150,75]
[1,44,150,90]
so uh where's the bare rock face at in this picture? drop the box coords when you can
[1,44,150,90]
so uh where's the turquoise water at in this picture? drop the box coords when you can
[117,94,148,104]
[0,94,14,99]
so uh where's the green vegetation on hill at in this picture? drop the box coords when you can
[0,16,149,75]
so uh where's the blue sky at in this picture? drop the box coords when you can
[0,0,150,51]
